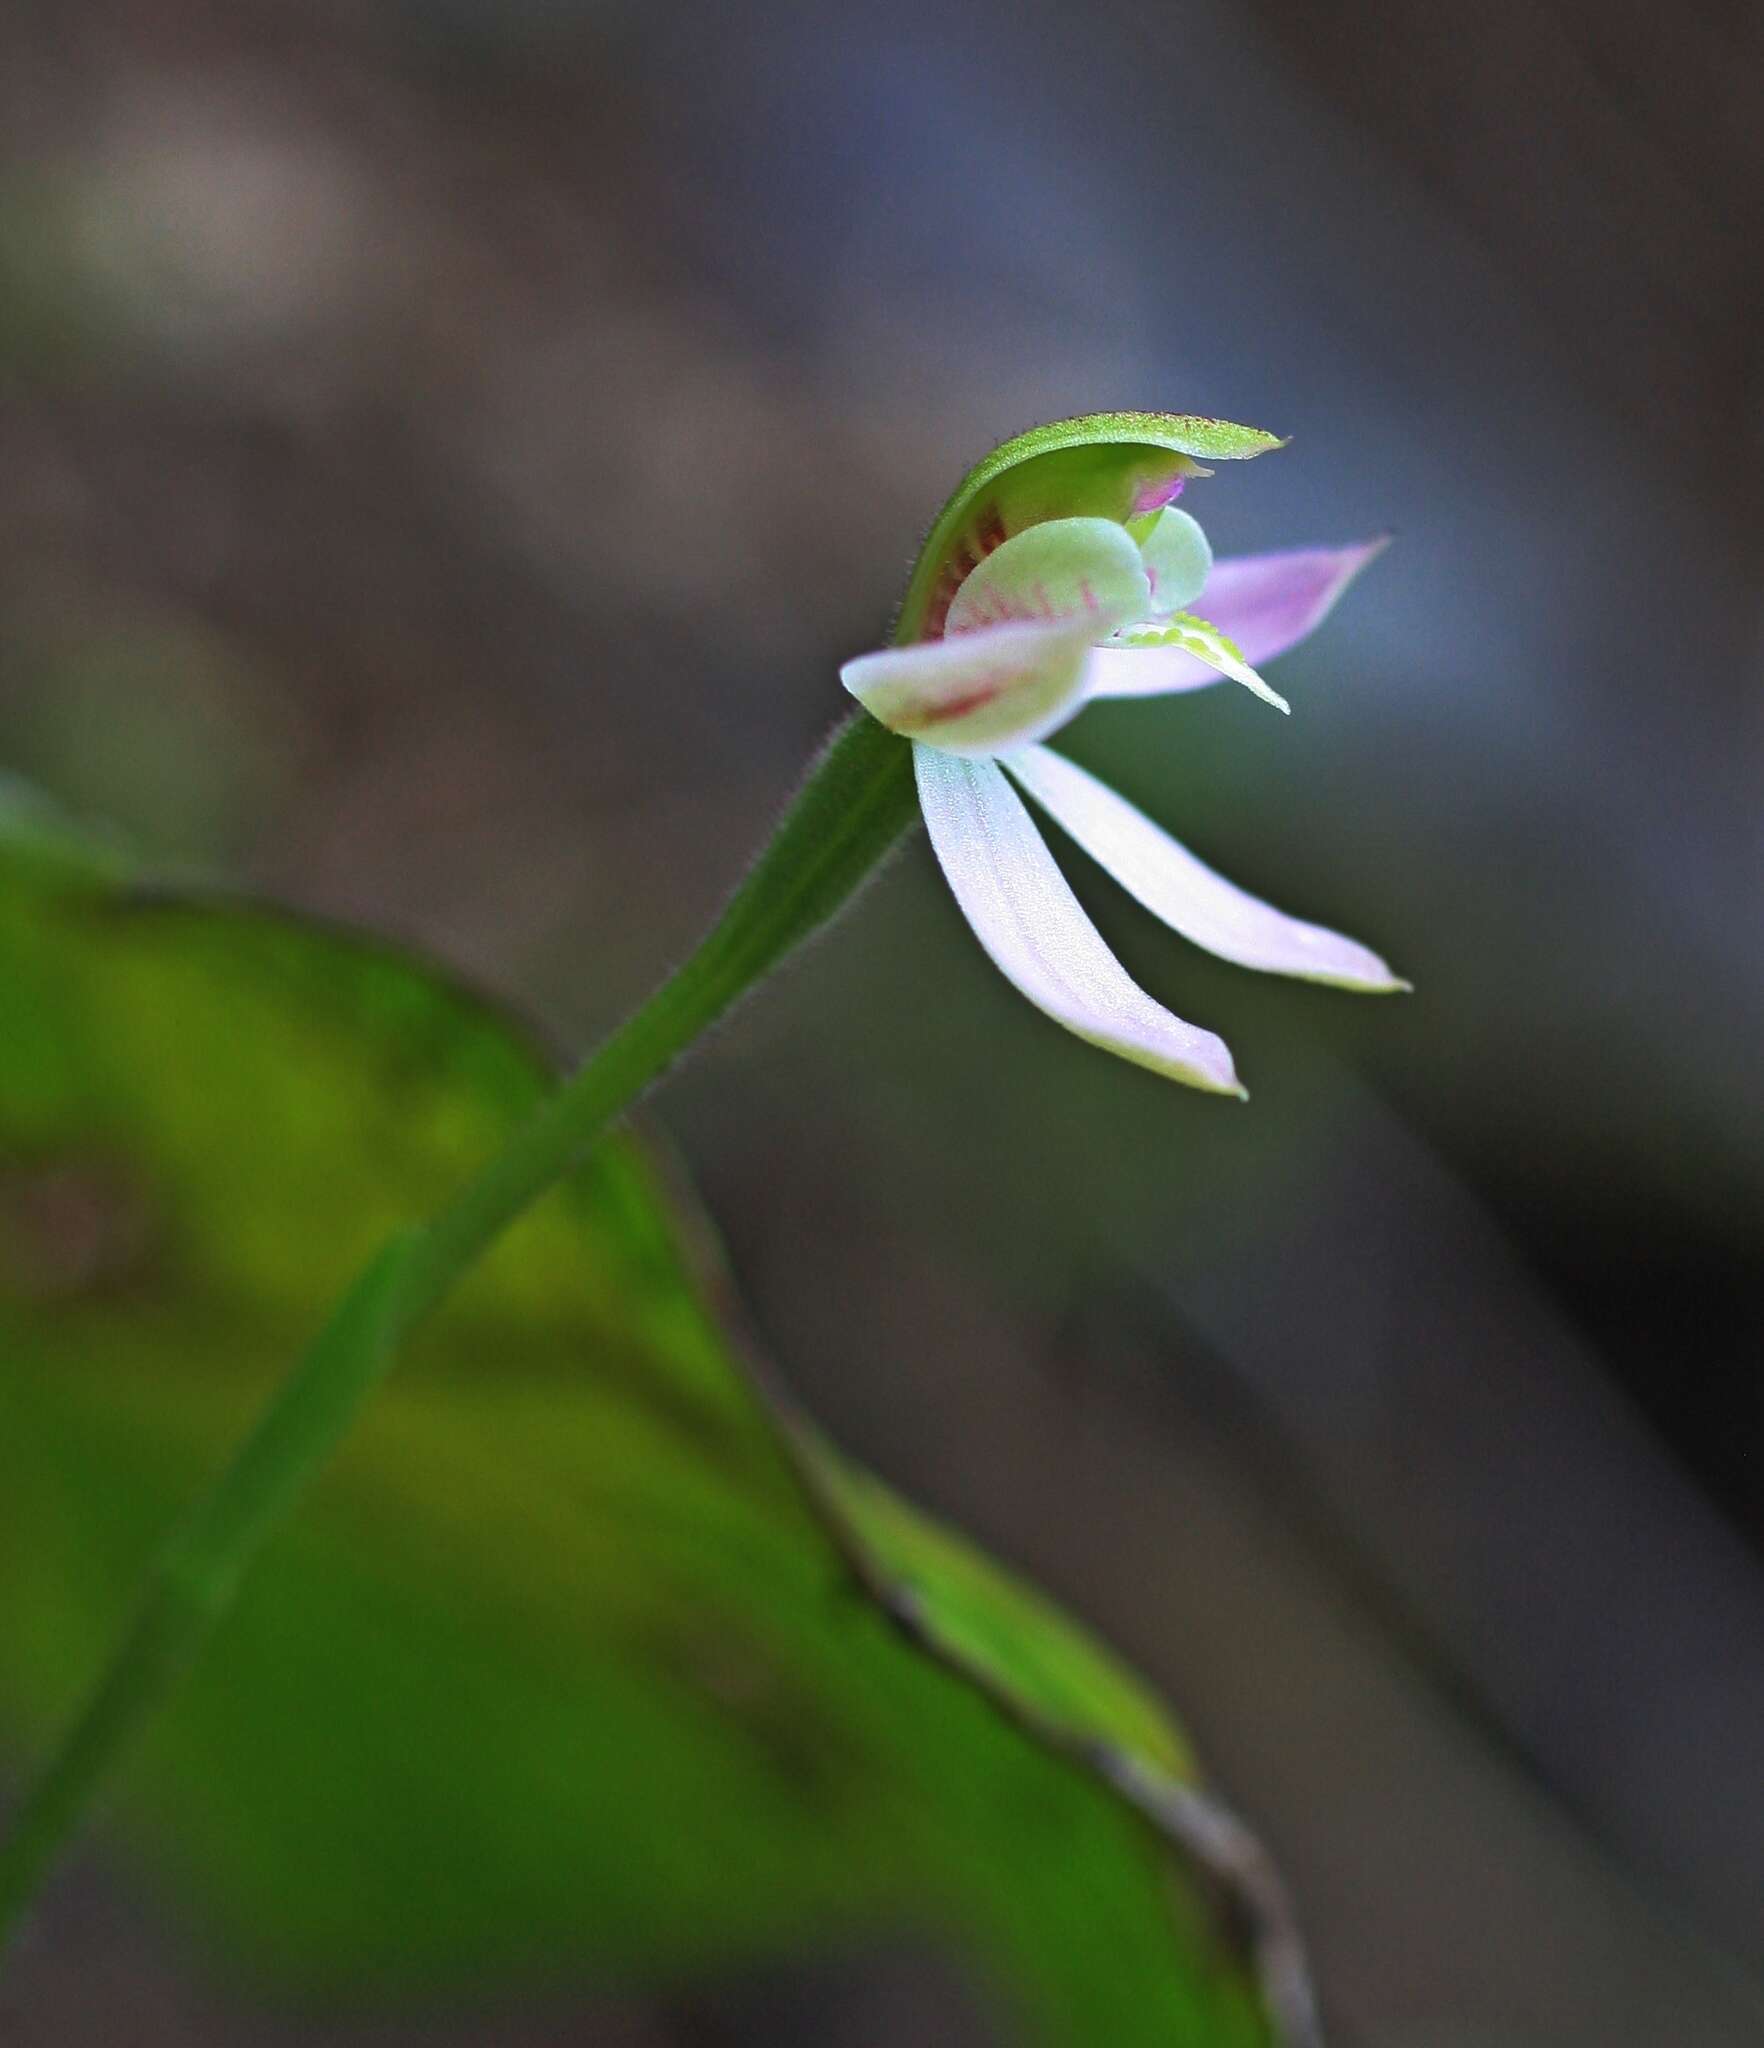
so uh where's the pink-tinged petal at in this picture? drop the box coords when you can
[944,516,1150,638]
[1087,538,1387,700]
[841,617,1098,757]
[913,744,1245,1096]
[1005,744,1410,992]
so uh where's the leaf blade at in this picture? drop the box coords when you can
[0,794,1276,2047]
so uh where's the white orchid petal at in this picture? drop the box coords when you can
[1088,539,1385,699]
[1129,504,1213,614]
[841,617,1098,757]
[1006,744,1409,992]
[913,744,1244,1096]
[945,516,1150,638]
[1083,640,1224,698]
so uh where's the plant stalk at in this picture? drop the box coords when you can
[0,710,918,1958]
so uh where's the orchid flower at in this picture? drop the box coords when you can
[841,413,1406,1098]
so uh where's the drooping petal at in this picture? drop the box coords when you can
[1128,504,1212,614]
[1106,611,1291,715]
[841,617,1100,757]
[913,743,1245,1095]
[1005,743,1409,992]
[1087,538,1387,700]
[944,516,1150,637]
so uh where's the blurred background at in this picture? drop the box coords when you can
[1,0,1761,2042]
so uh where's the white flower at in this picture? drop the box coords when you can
[841,501,1405,1097]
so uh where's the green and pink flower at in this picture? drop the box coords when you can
[842,413,1405,1097]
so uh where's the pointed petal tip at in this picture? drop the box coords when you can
[1177,1034,1246,1099]
[1181,1059,1248,1101]
[1332,958,1411,995]
[1003,745,1404,997]
[914,747,1253,1098]
[1306,961,1410,994]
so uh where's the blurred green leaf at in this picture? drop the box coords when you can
[0,786,1270,2046]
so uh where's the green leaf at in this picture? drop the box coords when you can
[0,787,1274,2047]
[896,412,1284,643]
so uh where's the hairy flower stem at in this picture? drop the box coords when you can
[0,711,918,1959]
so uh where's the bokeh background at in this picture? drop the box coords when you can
[2,0,1762,2042]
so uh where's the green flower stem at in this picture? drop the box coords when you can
[0,710,919,1959]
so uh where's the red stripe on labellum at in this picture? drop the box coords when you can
[921,501,1009,642]
[920,684,1002,723]
[888,681,1005,731]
